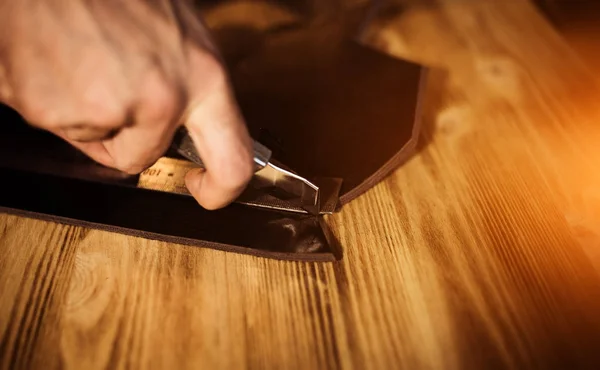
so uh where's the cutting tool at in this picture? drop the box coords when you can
[171,127,322,215]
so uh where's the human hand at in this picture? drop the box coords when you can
[0,0,254,210]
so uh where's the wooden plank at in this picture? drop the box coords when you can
[2,0,600,368]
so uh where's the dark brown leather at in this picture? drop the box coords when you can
[0,108,342,261]
[0,1,426,260]
[228,22,425,203]
[0,168,341,262]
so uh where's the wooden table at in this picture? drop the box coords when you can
[2,0,600,368]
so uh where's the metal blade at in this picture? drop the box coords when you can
[252,162,320,215]
[171,127,323,214]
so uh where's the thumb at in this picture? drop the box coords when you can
[183,58,254,210]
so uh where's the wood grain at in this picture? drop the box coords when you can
[3,0,600,368]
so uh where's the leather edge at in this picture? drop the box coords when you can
[0,206,338,263]
[338,65,429,205]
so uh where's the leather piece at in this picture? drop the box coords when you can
[0,1,425,259]
[222,14,425,204]
[0,107,340,261]
[0,166,341,262]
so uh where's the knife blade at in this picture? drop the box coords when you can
[171,126,321,215]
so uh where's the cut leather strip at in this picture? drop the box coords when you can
[0,167,340,262]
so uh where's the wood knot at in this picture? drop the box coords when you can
[475,57,523,101]
[435,104,472,139]
[64,252,115,327]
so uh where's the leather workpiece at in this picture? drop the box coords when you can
[229,25,425,204]
[0,110,341,261]
[0,1,426,260]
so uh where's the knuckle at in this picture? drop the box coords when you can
[82,90,128,128]
[93,108,127,129]
[136,66,185,126]
[144,83,180,123]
